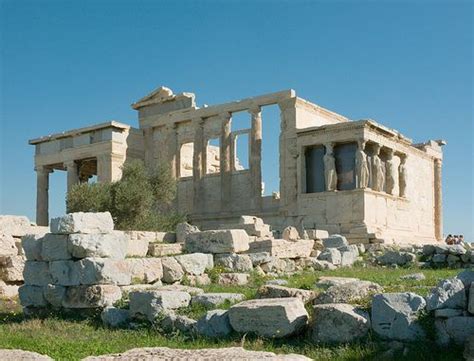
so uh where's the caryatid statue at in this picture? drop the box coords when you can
[355,140,369,189]
[323,143,338,191]
[371,144,385,192]
[385,149,397,195]
[399,155,408,197]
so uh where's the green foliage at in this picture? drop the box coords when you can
[66,160,185,232]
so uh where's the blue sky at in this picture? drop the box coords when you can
[1,0,472,240]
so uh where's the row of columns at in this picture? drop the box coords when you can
[182,107,263,214]
[35,154,121,226]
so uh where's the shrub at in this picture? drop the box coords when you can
[66,160,185,231]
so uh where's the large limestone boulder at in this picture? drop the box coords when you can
[82,347,311,360]
[0,232,18,256]
[0,349,52,360]
[315,276,360,288]
[257,285,316,304]
[62,285,122,308]
[125,238,149,258]
[19,285,47,307]
[23,261,50,285]
[49,260,80,286]
[322,234,348,249]
[237,215,272,238]
[247,252,272,266]
[436,316,474,345]
[126,258,163,284]
[314,280,382,305]
[79,258,131,285]
[426,278,467,311]
[0,280,19,297]
[318,248,341,265]
[377,250,416,266]
[217,273,249,286]
[457,269,474,288]
[22,234,44,260]
[185,230,249,254]
[249,239,314,258]
[176,222,199,243]
[101,307,130,328]
[161,257,184,283]
[282,226,299,242]
[43,284,66,307]
[306,229,329,240]
[129,290,191,322]
[51,212,114,234]
[214,253,253,272]
[68,233,127,259]
[148,243,183,257]
[41,234,71,261]
[0,215,31,237]
[371,292,426,341]
[175,253,212,275]
[196,309,233,338]
[191,293,245,308]
[160,312,196,334]
[311,303,371,343]
[0,255,25,282]
[228,298,309,338]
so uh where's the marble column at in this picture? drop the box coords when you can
[220,112,232,211]
[36,166,52,226]
[193,118,205,212]
[166,124,178,179]
[371,144,385,192]
[65,161,79,192]
[97,154,123,183]
[398,155,408,197]
[434,158,443,241]
[355,140,369,189]
[385,149,397,195]
[249,106,262,211]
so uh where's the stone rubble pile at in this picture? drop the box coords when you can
[0,215,48,297]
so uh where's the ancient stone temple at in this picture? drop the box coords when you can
[29,86,445,244]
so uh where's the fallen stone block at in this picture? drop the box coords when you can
[161,257,184,283]
[306,229,329,240]
[101,307,130,328]
[129,290,191,322]
[148,243,183,257]
[19,285,47,307]
[185,230,249,254]
[0,280,19,298]
[322,234,348,249]
[49,260,81,286]
[318,248,341,265]
[155,232,176,243]
[400,273,426,281]
[426,278,466,311]
[217,273,249,286]
[23,261,50,285]
[436,316,474,345]
[82,347,312,360]
[311,303,370,343]
[228,298,309,338]
[247,252,272,266]
[0,232,18,256]
[315,276,360,288]
[62,285,122,308]
[282,226,299,242]
[191,293,245,308]
[314,280,382,305]
[160,312,196,333]
[68,233,128,259]
[0,215,31,237]
[457,269,474,288]
[41,234,71,261]
[124,230,163,242]
[372,292,426,341]
[156,284,204,295]
[260,257,287,273]
[126,258,163,284]
[249,239,314,258]
[175,253,212,275]
[214,253,253,272]
[0,255,25,282]
[125,238,149,258]
[305,258,337,271]
[22,234,44,261]
[50,212,114,234]
[0,350,52,361]
[257,285,316,304]
[187,274,211,286]
[43,284,66,307]
[176,222,199,243]
[196,309,233,338]
[377,250,416,266]
[79,258,131,285]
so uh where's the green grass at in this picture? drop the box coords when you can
[0,266,463,360]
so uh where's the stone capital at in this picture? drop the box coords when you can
[248,105,261,116]
[35,166,53,174]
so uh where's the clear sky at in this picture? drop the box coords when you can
[1,0,472,240]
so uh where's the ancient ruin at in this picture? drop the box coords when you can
[29,86,445,244]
